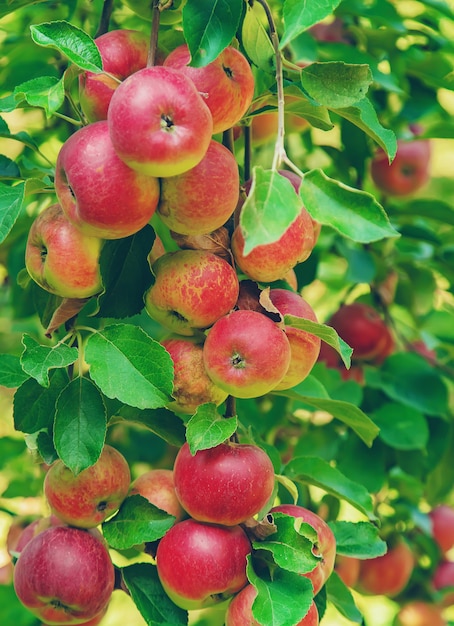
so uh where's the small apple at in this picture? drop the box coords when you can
[309,17,350,43]
[395,600,447,626]
[433,560,454,606]
[370,138,431,196]
[357,539,414,597]
[130,468,185,522]
[334,555,361,588]
[429,505,454,555]
[25,203,103,299]
[163,44,254,134]
[156,518,251,610]
[157,139,239,235]
[13,525,115,624]
[55,120,160,239]
[160,336,228,414]
[270,504,336,595]
[144,249,239,336]
[44,444,131,528]
[202,309,292,399]
[173,441,275,526]
[108,65,213,177]
[79,29,149,123]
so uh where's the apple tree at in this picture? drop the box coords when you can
[0,0,453,625]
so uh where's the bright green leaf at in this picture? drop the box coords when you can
[14,76,65,117]
[284,315,352,368]
[329,521,387,559]
[186,404,237,454]
[300,62,372,108]
[372,402,429,450]
[242,3,275,71]
[20,334,78,388]
[0,354,29,388]
[281,0,342,48]
[0,181,25,244]
[326,571,363,623]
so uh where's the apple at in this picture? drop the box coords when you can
[13,525,115,624]
[357,539,414,596]
[202,309,292,399]
[144,249,239,336]
[79,29,149,123]
[173,441,275,526]
[147,233,166,266]
[163,44,254,134]
[370,138,431,196]
[25,203,103,299]
[277,169,321,244]
[107,65,213,177]
[334,555,361,588]
[433,560,454,606]
[395,601,447,626]
[429,505,454,555]
[309,17,350,43]
[54,120,160,240]
[157,139,239,235]
[268,288,321,390]
[44,444,131,528]
[155,518,251,610]
[130,468,185,522]
[160,336,228,414]
[225,584,319,625]
[270,504,336,595]
[14,515,65,556]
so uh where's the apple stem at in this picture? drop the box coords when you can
[147,1,162,67]
[95,0,114,37]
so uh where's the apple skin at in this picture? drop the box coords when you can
[79,29,149,123]
[395,601,447,626]
[268,289,321,390]
[155,518,251,610]
[370,138,431,196]
[429,505,454,555]
[55,120,160,240]
[433,560,454,606]
[130,468,185,522]
[160,336,228,414]
[108,65,213,177]
[225,584,319,626]
[270,504,336,595]
[357,539,414,597]
[334,555,361,588]
[157,139,239,235]
[44,444,131,528]
[202,309,292,399]
[163,44,254,134]
[144,249,239,336]
[277,169,321,244]
[25,203,103,299]
[13,526,115,625]
[173,441,275,526]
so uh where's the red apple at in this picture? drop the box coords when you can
[55,120,160,239]
[157,139,239,235]
[13,526,114,624]
[163,44,254,134]
[25,203,103,299]
[130,468,185,522]
[309,17,350,43]
[395,601,447,626]
[161,336,228,414]
[270,504,336,595]
[429,505,454,555]
[370,138,431,196]
[79,29,149,123]
[225,584,319,625]
[433,560,454,606]
[14,515,65,556]
[44,444,131,528]
[173,441,275,526]
[357,539,414,596]
[156,518,251,609]
[334,555,361,588]
[202,309,292,399]
[268,289,321,390]
[144,249,239,336]
[277,169,321,244]
[108,66,213,177]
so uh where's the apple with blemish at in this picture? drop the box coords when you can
[130,468,185,522]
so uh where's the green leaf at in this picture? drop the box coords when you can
[0,181,25,244]
[20,334,78,388]
[0,354,29,388]
[284,456,377,520]
[281,0,342,48]
[103,495,175,550]
[186,403,237,454]
[325,571,363,623]
[372,402,429,450]
[14,76,65,117]
[122,563,188,626]
[30,21,102,72]
[182,0,243,67]
[116,405,186,447]
[240,167,302,255]
[299,169,400,243]
[85,324,173,410]
[0,155,20,178]
[54,377,107,475]
[328,521,387,559]
[284,316,352,368]
[300,62,372,109]
[0,0,49,18]
[241,3,275,71]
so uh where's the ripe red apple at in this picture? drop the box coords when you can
[108,65,213,177]
[225,584,319,625]
[25,203,103,299]
[13,525,115,624]
[268,289,321,390]
[370,138,431,196]
[277,169,321,244]
[44,444,131,528]
[429,505,454,555]
[161,336,228,414]
[202,309,292,399]
[130,468,185,522]
[144,249,239,336]
[334,554,361,588]
[157,139,239,235]
[14,515,65,556]
[357,539,414,596]
[395,601,447,626]
[55,120,160,239]
[163,44,254,134]
[173,441,275,526]
[79,29,149,123]
[270,504,336,595]
[433,560,454,606]
[156,518,251,610]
